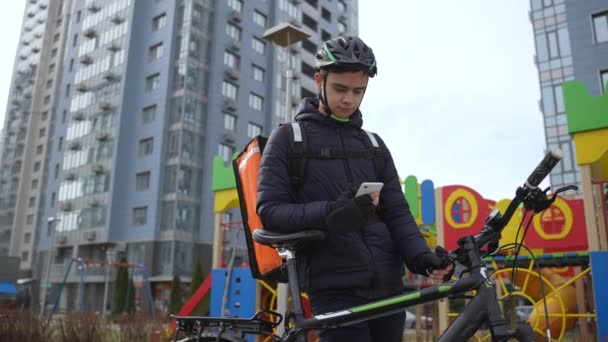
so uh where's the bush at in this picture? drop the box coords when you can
[0,309,53,342]
[57,312,108,342]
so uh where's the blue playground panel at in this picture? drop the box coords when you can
[591,251,608,341]
[210,267,257,342]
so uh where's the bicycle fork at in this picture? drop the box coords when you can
[438,236,535,342]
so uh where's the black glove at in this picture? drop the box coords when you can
[326,189,374,234]
[416,246,455,281]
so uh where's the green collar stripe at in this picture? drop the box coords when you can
[324,46,337,63]
[330,114,349,122]
[350,291,421,313]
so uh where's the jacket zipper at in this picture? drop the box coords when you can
[336,126,376,298]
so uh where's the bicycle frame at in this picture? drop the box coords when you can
[173,235,534,342]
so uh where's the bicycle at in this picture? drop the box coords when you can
[172,149,571,342]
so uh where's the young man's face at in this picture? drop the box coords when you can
[315,70,368,119]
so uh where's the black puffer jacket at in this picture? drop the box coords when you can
[256,98,431,299]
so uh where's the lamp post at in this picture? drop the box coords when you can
[262,23,310,335]
[262,23,310,123]
[101,248,115,317]
[40,217,60,315]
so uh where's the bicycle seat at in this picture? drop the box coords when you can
[252,229,325,248]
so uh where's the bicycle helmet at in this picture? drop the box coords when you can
[315,36,377,116]
[315,36,377,77]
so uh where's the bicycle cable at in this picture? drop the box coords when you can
[496,241,552,342]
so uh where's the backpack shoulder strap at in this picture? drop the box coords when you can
[362,129,386,181]
[286,122,307,188]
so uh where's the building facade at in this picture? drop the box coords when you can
[530,0,608,192]
[0,0,73,282]
[0,0,359,313]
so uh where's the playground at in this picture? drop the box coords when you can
[171,79,607,341]
[39,82,608,341]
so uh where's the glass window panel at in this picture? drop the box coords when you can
[554,85,564,113]
[535,34,548,62]
[542,86,555,115]
[547,31,559,58]
[593,13,608,43]
[557,28,571,57]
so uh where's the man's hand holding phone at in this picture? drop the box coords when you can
[326,182,383,233]
[356,182,383,206]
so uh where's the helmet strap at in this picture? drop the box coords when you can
[319,71,334,115]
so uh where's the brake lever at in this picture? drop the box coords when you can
[523,185,577,214]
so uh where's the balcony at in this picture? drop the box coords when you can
[224,68,240,81]
[223,98,237,112]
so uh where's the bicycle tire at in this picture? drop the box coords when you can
[175,332,247,342]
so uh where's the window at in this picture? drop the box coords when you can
[321,7,331,22]
[34,161,41,172]
[39,128,46,137]
[253,10,267,27]
[219,144,234,163]
[145,73,160,91]
[43,95,51,105]
[26,215,34,225]
[49,63,55,73]
[224,51,239,68]
[224,113,237,131]
[226,23,241,41]
[139,138,154,156]
[252,37,265,54]
[133,207,148,225]
[36,144,43,155]
[228,0,243,12]
[249,93,264,111]
[31,179,38,189]
[222,81,238,100]
[58,137,63,151]
[72,33,78,47]
[76,10,81,23]
[536,29,571,62]
[601,70,608,94]
[42,110,48,121]
[321,29,331,42]
[24,232,32,243]
[338,22,347,34]
[152,13,167,31]
[148,42,164,61]
[593,11,608,44]
[252,65,265,82]
[46,79,53,89]
[69,58,74,72]
[542,85,565,116]
[28,197,36,207]
[143,105,157,123]
[21,251,29,262]
[303,13,317,31]
[136,171,151,191]
[248,122,262,138]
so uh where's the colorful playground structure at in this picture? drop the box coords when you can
[175,80,608,341]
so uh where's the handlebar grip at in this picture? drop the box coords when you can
[524,149,563,189]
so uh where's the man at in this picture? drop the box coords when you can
[257,36,453,341]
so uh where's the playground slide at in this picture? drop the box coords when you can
[521,268,578,337]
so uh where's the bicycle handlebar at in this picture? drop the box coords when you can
[453,149,563,258]
[524,149,563,189]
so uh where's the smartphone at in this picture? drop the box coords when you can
[355,182,384,197]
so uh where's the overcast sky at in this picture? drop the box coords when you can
[358,1,548,200]
[0,1,547,200]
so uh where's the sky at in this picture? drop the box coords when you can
[0,1,548,200]
[358,1,548,200]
